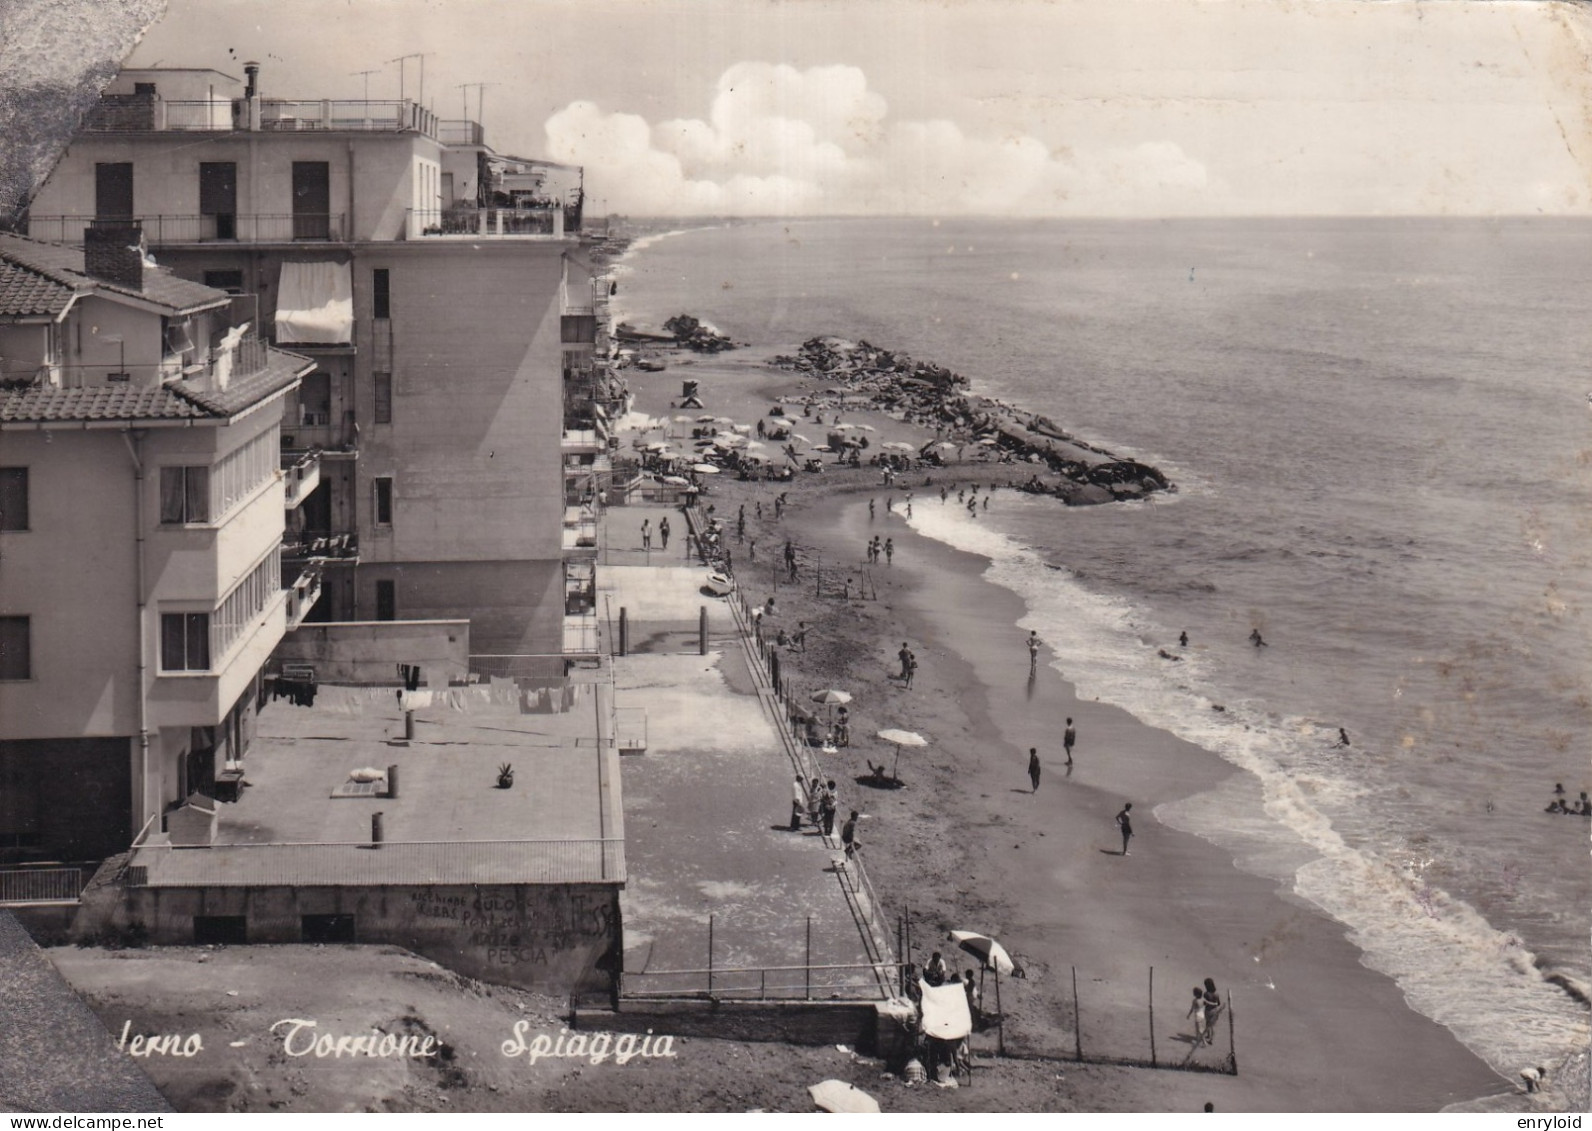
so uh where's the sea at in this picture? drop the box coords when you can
[611,217,1592,1085]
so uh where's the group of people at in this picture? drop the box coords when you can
[1544,784,1592,815]
[638,516,672,552]
[866,535,894,565]
[1185,978,1225,1046]
[791,776,841,837]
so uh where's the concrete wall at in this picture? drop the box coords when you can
[355,561,564,657]
[354,243,566,565]
[74,881,622,996]
[277,619,470,684]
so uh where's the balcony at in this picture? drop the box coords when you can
[281,450,321,510]
[406,206,568,240]
[81,95,440,138]
[563,614,599,657]
[25,213,346,246]
[438,119,484,146]
[561,506,598,558]
[281,532,358,562]
[562,429,603,455]
[284,561,323,629]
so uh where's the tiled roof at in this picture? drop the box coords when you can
[0,257,77,317]
[0,349,313,424]
[0,233,229,315]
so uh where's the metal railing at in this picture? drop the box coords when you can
[127,836,625,887]
[469,653,574,680]
[438,119,484,146]
[0,865,88,904]
[26,213,346,244]
[407,207,567,239]
[622,960,898,1002]
[281,532,358,560]
[81,96,440,137]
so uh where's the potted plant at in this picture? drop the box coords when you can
[496,763,514,789]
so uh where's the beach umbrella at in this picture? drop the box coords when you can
[882,441,915,452]
[673,414,694,422]
[691,463,721,475]
[979,436,1000,446]
[808,1080,880,1114]
[833,422,858,431]
[643,441,669,451]
[877,728,927,780]
[661,475,689,486]
[732,423,752,434]
[745,440,768,451]
[949,930,1017,976]
[714,416,736,424]
[696,415,716,422]
[857,423,877,431]
[792,433,811,444]
[812,689,852,705]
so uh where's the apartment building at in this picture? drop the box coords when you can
[0,230,314,861]
[26,63,598,660]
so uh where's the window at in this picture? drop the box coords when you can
[212,550,281,658]
[161,613,211,671]
[372,269,390,319]
[199,162,237,240]
[0,468,27,531]
[291,162,331,240]
[204,270,244,293]
[95,163,134,219]
[375,580,396,622]
[159,466,210,524]
[374,372,392,424]
[0,617,30,680]
[374,477,393,525]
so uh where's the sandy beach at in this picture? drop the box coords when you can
[617,342,1521,1111]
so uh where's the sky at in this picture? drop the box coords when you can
[120,0,1592,217]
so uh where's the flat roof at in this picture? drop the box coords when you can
[130,679,623,886]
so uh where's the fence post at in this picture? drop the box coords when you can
[1148,966,1156,1067]
[1228,990,1237,1075]
[806,916,813,1001]
[1072,966,1082,1060]
[707,914,715,998]
[619,607,629,656]
[699,606,708,655]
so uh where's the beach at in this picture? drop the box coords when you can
[611,333,1556,1111]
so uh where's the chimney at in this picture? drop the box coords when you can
[244,61,259,99]
[83,222,146,291]
[243,61,261,130]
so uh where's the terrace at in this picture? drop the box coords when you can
[81,95,446,139]
[25,213,347,247]
[125,679,622,887]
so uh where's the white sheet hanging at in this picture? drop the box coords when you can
[274,261,353,344]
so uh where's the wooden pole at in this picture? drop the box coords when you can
[1072,966,1082,1060]
[1148,966,1156,1067]
[1228,989,1237,1075]
[805,916,813,1001]
[707,914,714,997]
[994,966,1005,1056]
[699,605,708,655]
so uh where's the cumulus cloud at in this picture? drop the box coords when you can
[544,63,1213,216]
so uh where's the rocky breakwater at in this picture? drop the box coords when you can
[770,336,1174,505]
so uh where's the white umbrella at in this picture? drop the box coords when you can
[673,414,695,422]
[857,423,877,431]
[732,423,752,434]
[809,1080,880,1114]
[696,415,716,423]
[792,433,811,444]
[714,416,736,424]
[746,440,768,451]
[833,422,858,431]
[877,728,927,781]
[811,689,853,706]
[662,475,689,486]
[692,463,721,475]
[882,441,915,452]
[949,929,1017,976]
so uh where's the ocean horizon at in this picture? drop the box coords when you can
[612,215,1592,1087]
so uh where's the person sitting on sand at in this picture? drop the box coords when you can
[866,760,891,785]
[1334,727,1351,748]
[1519,1065,1547,1093]
[924,950,949,987]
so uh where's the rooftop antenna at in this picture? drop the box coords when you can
[350,69,381,102]
[456,82,495,129]
[386,53,434,108]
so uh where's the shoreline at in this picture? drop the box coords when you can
[613,342,1518,1111]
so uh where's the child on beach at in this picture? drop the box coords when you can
[1116,803,1134,856]
[1063,718,1076,766]
[1187,987,1207,1045]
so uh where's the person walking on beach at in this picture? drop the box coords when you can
[886,496,894,513]
[1187,987,1208,1045]
[822,781,838,836]
[898,643,912,681]
[841,810,861,858]
[1063,718,1076,766]
[659,516,671,550]
[1028,747,1042,793]
[1179,630,1189,648]
[1027,630,1041,674]
[885,538,894,565]
[869,498,876,519]
[791,775,807,831]
[1115,802,1134,855]
[641,518,652,550]
[904,650,917,689]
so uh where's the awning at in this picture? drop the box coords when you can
[275,261,353,344]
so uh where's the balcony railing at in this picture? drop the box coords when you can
[438,119,484,146]
[282,532,358,561]
[26,213,346,245]
[125,836,626,886]
[407,206,567,240]
[0,864,90,904]
[282,449,321,510]
[81,96,440,138]
[284,561,323,629]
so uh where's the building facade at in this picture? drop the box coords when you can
[0,231,313,860]
[26,63,597,661]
